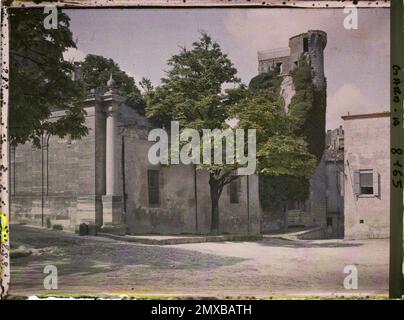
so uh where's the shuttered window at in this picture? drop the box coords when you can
[353,169,380,197]
[360,171,373,195]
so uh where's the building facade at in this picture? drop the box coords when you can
[10,82,261,235]
[342,112,390,239]
[324,127,344,238]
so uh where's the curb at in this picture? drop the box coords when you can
[97,233,263,245]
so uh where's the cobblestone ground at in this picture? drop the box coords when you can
[10,225,388,297]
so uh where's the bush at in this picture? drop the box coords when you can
[52,224,63,231]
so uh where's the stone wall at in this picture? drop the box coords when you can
[306,155,327,228]
[280,75,295,111]
[258,55,291,75]
[10,104,100,231]
[325,159,344,238]
[121,124,261,235]
[10,98,262,236]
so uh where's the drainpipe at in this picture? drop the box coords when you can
[11,145,15,196]
[247,175,250,234]
[41,133,51,227]
[194,165,198,233]
[41,135,44,227]
[46,134,50,196]
[121,135,127,218]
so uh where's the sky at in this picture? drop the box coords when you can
[63,8,389,129]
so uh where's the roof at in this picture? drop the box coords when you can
[341,111,390,120]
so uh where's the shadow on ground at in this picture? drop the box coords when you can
[258,238,364,248]
[10,225,247,284]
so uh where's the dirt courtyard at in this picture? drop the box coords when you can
[9,225,389,298]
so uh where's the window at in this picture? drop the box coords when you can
[148,170,160,205]
[359,171,373,195]
[353,170,380,197]
[303,37,309,52]
[229,179,240,204]
[338,137,344,150]
[327,217,333,227]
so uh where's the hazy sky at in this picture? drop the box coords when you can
[63,8,389,129]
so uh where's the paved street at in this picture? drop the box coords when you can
[10,225,388,298]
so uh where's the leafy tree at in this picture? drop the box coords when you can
[9,8,88,147]
[259,175,309,212]
[233,90,316,178]
[139,77,154,93]
[146,33,316,233]
[146,33,243,233]
[80,54,145,115]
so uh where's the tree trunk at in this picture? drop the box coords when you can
[209,175,221,235]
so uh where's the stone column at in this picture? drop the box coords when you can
[101,79,126,235]
[102,104,123,227]
[106,104,118,196]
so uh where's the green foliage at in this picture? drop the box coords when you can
[145,32,246,174]
[80,54,145,115]
[259,175,309,210]
[144,32,247,232]
[288,58,326,161]
[146,32,241,129]
[52,224,63,231]
[234,90,317,178]
[139,77,154,93]
[248,68,282,93]
[246,58,325,212]
[9,8,88,147]
[144,32,317,231]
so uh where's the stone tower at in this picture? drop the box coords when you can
[258,30,327,108]
[305,30,327,90]
[257,31,329,234]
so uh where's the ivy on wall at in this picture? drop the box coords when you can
[288,58,326,161]
[248,67,282,94]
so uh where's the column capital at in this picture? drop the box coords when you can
[102,92,125,116]
[105,103,119,117]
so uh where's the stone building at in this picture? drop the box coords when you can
[258,30,329,233]
[258,30,327,110]
[342,112,390,239]
[324,127,344,238]
[10,78,261,235]
[258,31,390,240]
